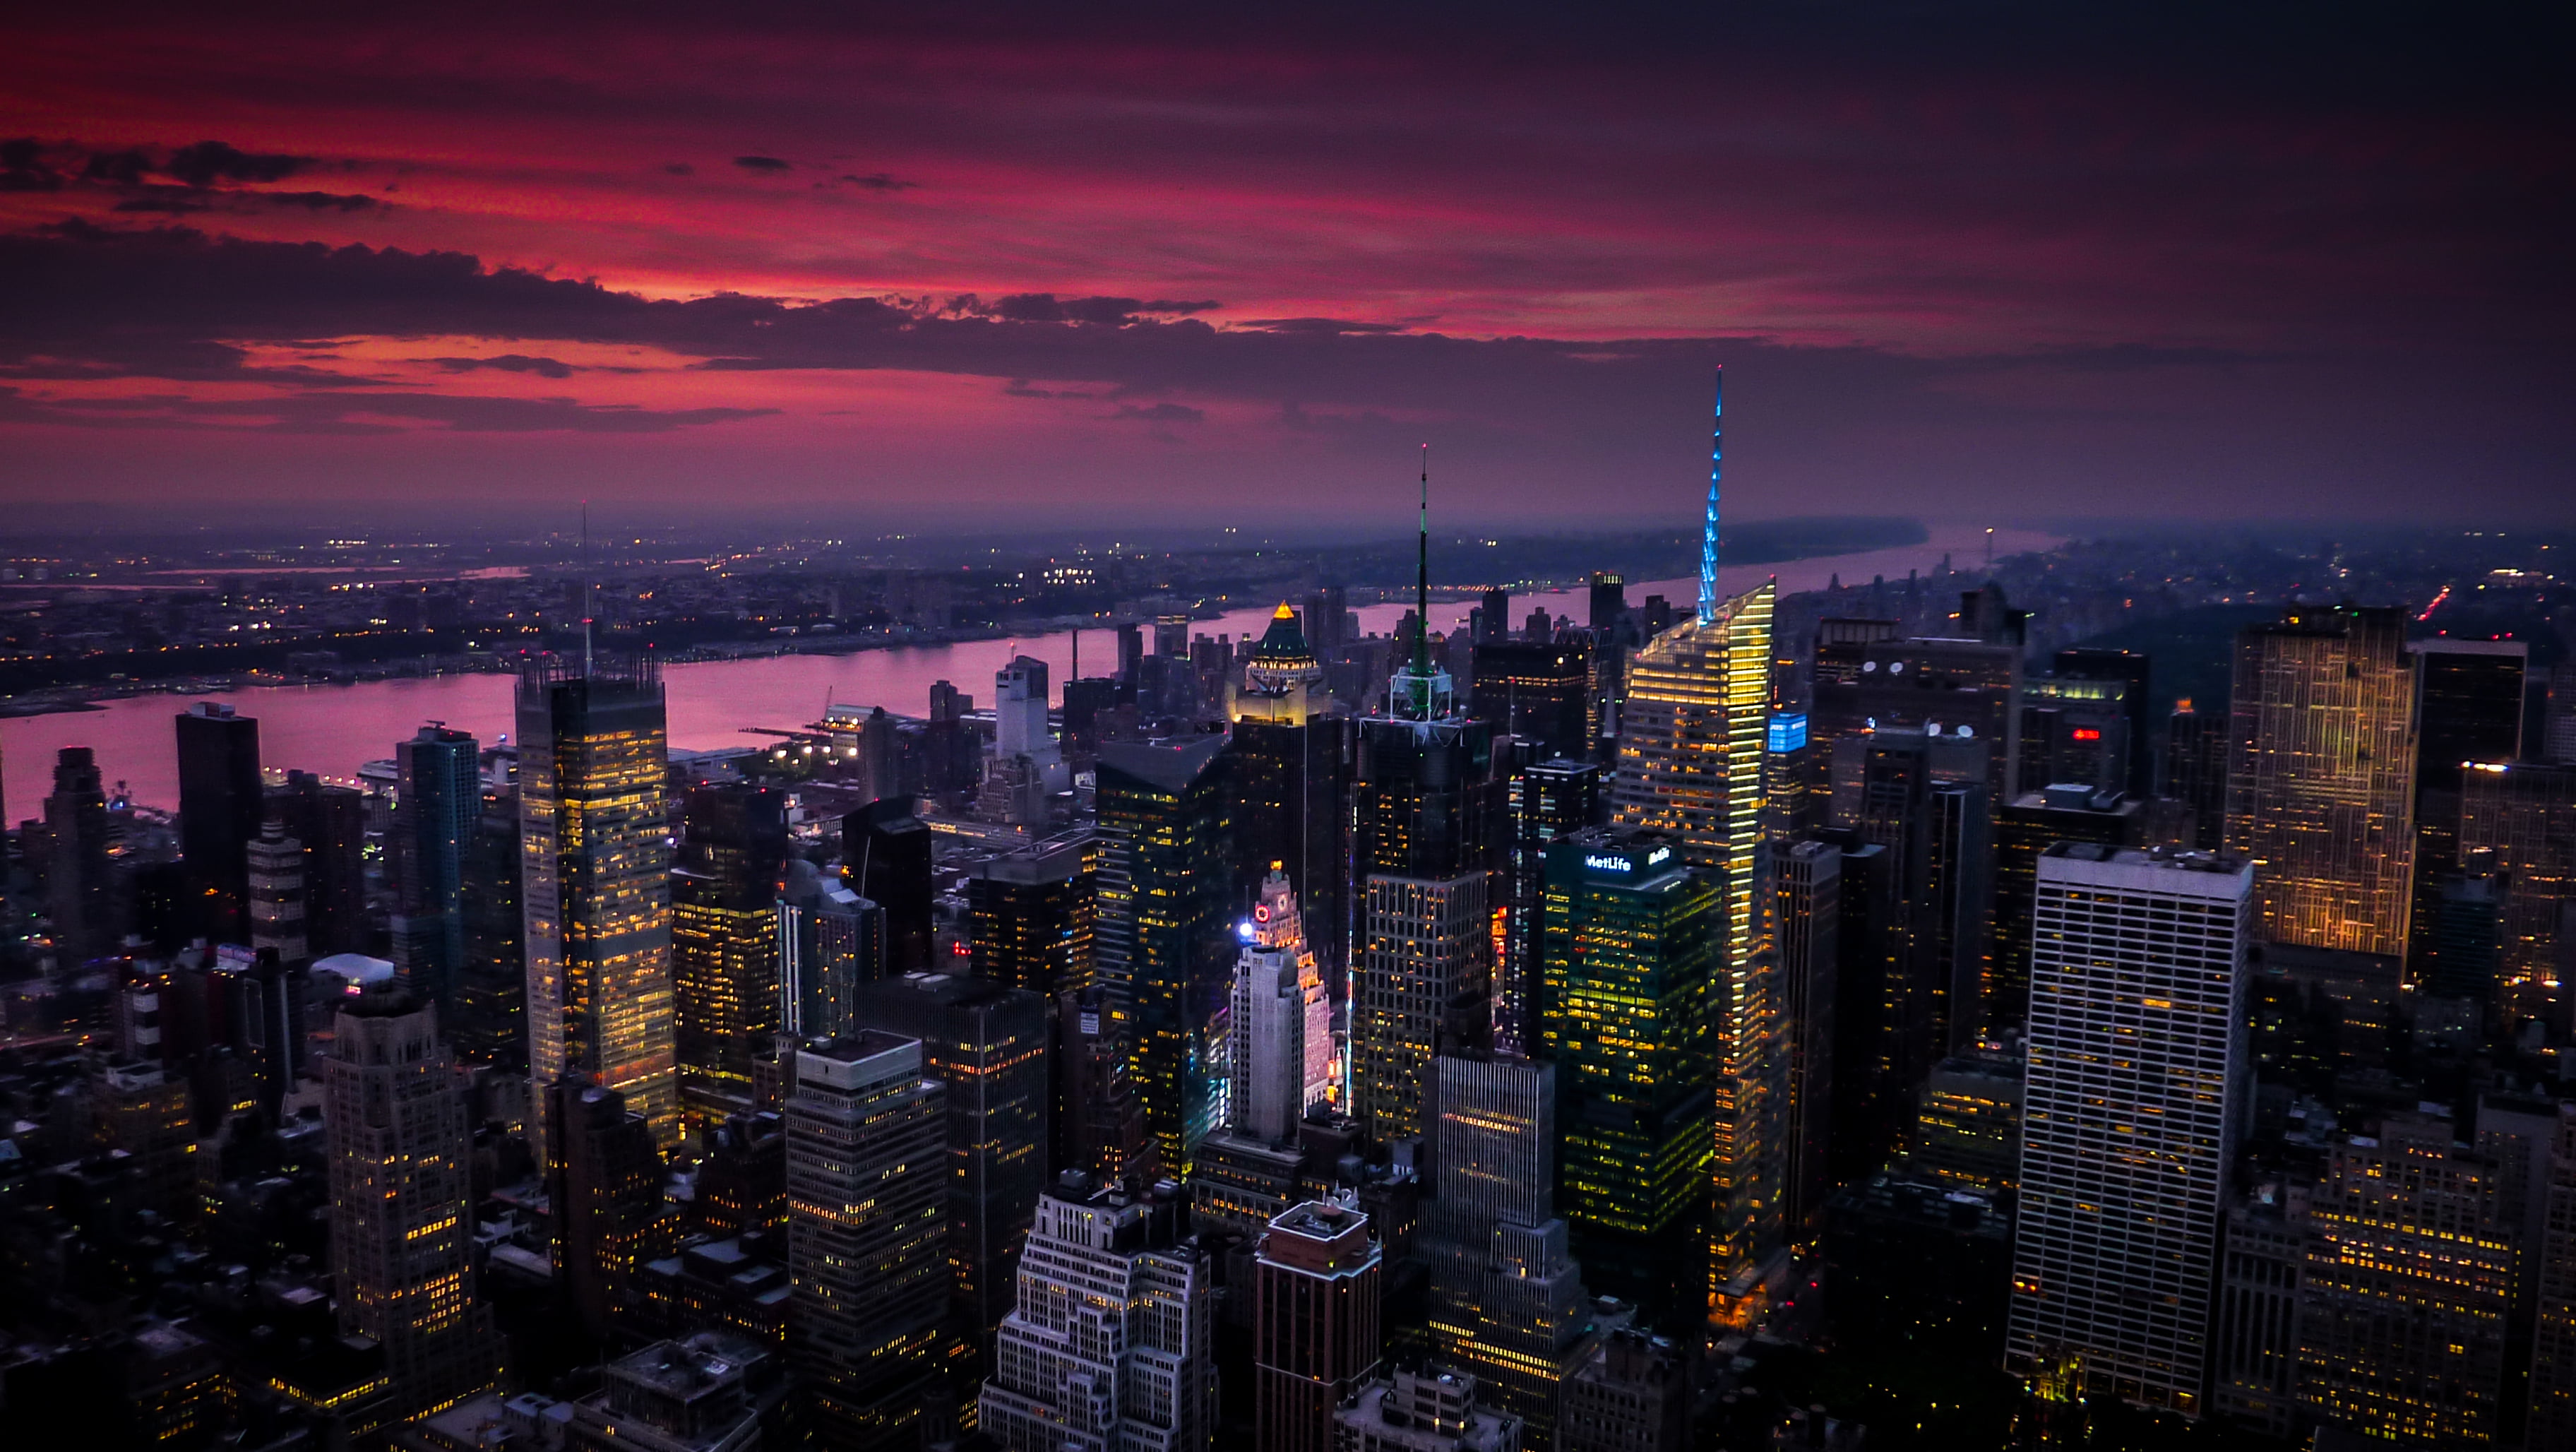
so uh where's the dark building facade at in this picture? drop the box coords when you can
[845,796,936,978]
[177,702,263,944]
[393,725,480,1010]
[849,972,1051,1343]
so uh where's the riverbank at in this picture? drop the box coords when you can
[0,525,2061,822]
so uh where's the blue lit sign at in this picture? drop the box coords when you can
[1767,713,1809,754]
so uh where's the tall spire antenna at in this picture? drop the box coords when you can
[580,499,595,676]
[1698,369,1722,626]
[1414,444,1430,674]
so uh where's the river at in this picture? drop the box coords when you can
[0,525,2056,821]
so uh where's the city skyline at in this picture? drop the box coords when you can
[3,10,2575,1451]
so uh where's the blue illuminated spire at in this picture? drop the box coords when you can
[1698,370,1722,625]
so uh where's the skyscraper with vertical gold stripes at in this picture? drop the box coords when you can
[1611,578,1779,1306]
[519,655,678,1165]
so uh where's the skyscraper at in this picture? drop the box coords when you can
[846,796,936,978]
[779,857,885,1041]
[1772,836,1839,1242]
[979,1177,1218,1452]
[2039,648,2152,799]
[1255,1201,1383,1452]
[2161,700,2227,851]
[1349,452,1503,1145]
[1988,785,2142,1033]
[1229,605,1348,984]
[966,833,1096,996]
[43,746,114,961]
[1830,727,1993,1062]
[520,655,677,1161]
[393,725,479,1012]
[1421,1052,1603,1438]
[2407,639,2527,971]
[1538,829,1719,1331]
[1611,580,1779,1283]
[1095,734,1234,1172]
[786,1032,950,1452]
[177,701,262,944]
[246,818,308,965]
[2224,604,2418,956]
[849,972,1051,1343]
[1469,641,1592,761]
[549,1078,675,1344]
[326,989,501,1417]
[2297,1109,2512,1444]
[1806,595,2025,805]
[1227,869,1333,1143]
[1501,757,1600,1054]
[2527,1108,2576,1448]
[673,782,789,1134]
[270,768,369,957]
[2458,762,2576,1024]
[2007,843,2252,1415]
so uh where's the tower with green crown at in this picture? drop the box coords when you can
[1348,453,1503,1143]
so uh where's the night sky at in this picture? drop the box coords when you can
[2,3,2570,530]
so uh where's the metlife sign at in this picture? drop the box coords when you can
[1581,843,1674,878]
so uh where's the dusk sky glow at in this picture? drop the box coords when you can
[3,2,2570,530]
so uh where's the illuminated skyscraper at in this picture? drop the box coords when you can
[1611,584,1777,1255]
[1352,458,1501,1144]
[2008,843,2251,1416]
[2458,762,2576,1023]
[2527,1107,2576,1448]
[1351,699,1499,1143]
[1499,756,1598,1054]
[787,1032,950,1452]
[965,833,1097,996]
[1421,1052,1603,1439]
[1254,1201,1382,1452]
[2296,1109,2512,1444]
[1228,605,1349,982]
[1095,734,1234,1172]
[326,989,501,1417]
[2224,604,2418,956]
[520,656,677,1160]
[674,782,789,1135]
[1538,829,1718,1332]
[1228,869,1333,1142]
[979,1178,1218,1452]
[393,725,479,1011]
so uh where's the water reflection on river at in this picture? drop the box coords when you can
[0,526,2054,821]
